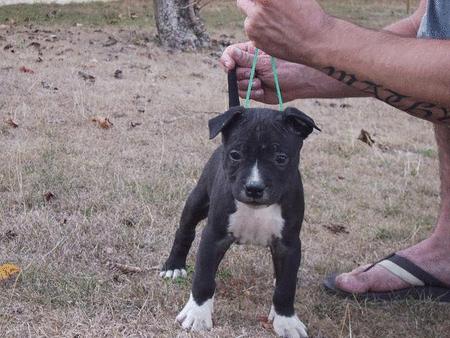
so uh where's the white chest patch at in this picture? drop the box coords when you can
[228,201,285,246]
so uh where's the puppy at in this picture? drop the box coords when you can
[160,70,319,338]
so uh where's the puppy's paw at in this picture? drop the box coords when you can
[269,306,308,338]
[159,268,187,279]
[176,293,213,332]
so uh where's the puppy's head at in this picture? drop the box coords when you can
[209,106,319,206]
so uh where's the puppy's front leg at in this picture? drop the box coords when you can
[270,238,308,338]
[176,222,233,332]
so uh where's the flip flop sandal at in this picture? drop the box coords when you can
[323,253,450,302]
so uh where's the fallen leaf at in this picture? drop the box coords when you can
[19,66,34,74]
[121,218,135,227]
[41,81,58,91]
[44,34,58,42]
[358,129,375,147]
[103,36,118,47]
[91,116,113,129]
[340,103,352,108]
[4,230,18,241]
[259,315,274,331]
[78,71,95,83]
[5,118,18,128]
[114,69,123,79]
[28,41,41,50]
[107,262,143,274]
[0,263,20,281]
[130,121,142,128]
[323,223,349,235]
[43,191,55,202]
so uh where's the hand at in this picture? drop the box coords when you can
[237,0,332,64]
[220,42,340,104]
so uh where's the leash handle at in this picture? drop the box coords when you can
[244,48,283,111]
[228,68,240,108]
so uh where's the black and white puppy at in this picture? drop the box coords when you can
[160,70,319,338]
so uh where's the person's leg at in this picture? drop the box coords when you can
[335,124,450,293]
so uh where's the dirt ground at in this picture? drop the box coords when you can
[1,1,449,337]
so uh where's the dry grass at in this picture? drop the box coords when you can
[1,0,448,337]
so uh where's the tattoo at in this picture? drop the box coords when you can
[323,67,357,86]
[323,66,450,123]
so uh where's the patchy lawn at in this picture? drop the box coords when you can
[2,0,447,337]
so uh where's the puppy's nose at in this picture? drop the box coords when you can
[244,182,265,199]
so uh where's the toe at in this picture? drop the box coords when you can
[164,270,173,278]
[181,269,187,278]
[172,269,181,279]
[335,264,410,293]
[335,271,371,293]
[181,316,194,330]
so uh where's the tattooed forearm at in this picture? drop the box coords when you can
[323,66,450,123]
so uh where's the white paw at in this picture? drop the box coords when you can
[159,269,187,279]
[269,306,308,338]
[176,293,214,332]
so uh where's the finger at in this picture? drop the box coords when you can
[221,46,257,72]
[220,44,252,71]
[236,67,251,81]
[238,78,262,91]
[237,0,258,16]
[238,89,264,101]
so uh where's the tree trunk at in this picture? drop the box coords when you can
[153,0,210,50]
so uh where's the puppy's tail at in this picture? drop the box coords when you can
[228,68,240,108]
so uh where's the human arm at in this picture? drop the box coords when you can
[239,0,450,123]
[220,1,427,104]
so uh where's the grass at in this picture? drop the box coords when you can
[1,0,447,337]
[0,0,420,30]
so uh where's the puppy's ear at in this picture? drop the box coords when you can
[283,107,321,139]
[208,106,244,139]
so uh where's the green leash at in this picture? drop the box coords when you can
[244,48,284,111]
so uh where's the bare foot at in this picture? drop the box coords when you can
[335,235,450,293]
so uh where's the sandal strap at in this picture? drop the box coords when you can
[372,253,447,288]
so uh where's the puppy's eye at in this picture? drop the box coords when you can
[275,153,288,165]
[229,150,243,161]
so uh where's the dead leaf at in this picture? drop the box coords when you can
[78,71,95,83]
[121,218,135,227]
[28,41,41,49]
[114,69,123,79]
[130,121,142,128]
[0,263,20,281]
[41,81,58,91]
[323,223,349,235]
[358,129,375,147]
[43,191,55,202]
[259,315,274,331]
[91,116,113,129]
[103,36,118,47]
[107,262,143,275]
[19,66,35,74]
[5,118,18,128]
[4,230,18,241]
